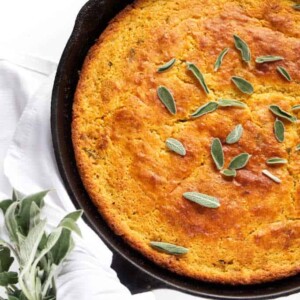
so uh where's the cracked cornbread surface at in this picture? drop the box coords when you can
[72,0,300,284]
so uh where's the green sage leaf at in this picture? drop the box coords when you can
[274,118,285,142]
[214,48,229,71]
[59,218,82,237]
[255,55,284,64]
[157,58,176,72]
[266,157,287,165]
[217,99,247,108]
[150,242,188,255]
[0,246,14,272]
[166,138,186,156]
[233,34,251,63]
[226,124,243,144]
[157,86,177,115]
[293,4,300,10]
[269,105,297,122]
[228,153,251,170]
[211,138,224,170]
[220,169,237,177]
[5,202,19,243]
[277,66,292,81]
[292,104,300,111]
[62,210,83,222]
[0,200,14,214]
[190,102,218,118]
[183,192,220,208]
[296,144,300,151]
[186,62,209,94]
[50,229,72,265]
[0,271,18,286]
[262,170,281,183]
[231,76,254,94]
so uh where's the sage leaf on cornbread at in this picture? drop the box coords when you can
[296,144,300,151]
[266,157,287,165]
[226,124,243,144]
[157,86,177,115]
[220,169,237,178]
[233,34,251,63]
[186,62,210,94]
[269,105,297,122]
[277,66,292,81]
[292,104,300,111]
[228,153,251,170]
[255,55,284,64]
[190,102,218,118]
[217,99,247,108]
[166,138,186,156]
[211,138,224,170]
[214,48,229,71]
[274,118,285,142]
[293,4,300,10]
[150,241,188,255]
[157,58,176,72]
[262,170,281,183]
[231,76,254,94]
[183,192,220,208]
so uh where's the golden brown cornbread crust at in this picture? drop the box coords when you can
[72,0,300,284]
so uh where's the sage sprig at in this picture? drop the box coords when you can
[228,153,251,170]
[266,157,287,165]
[277,66,292,81]
[233,35,251,63]
[183,192,220,208]
[214,48,229,71]
[0,189,82,300]
[269,105,297,122]
[255,56,284,64]
[292,104,300,111]
[211,138,224,170]
[190,102,218,118]
[166,138,186,156]
[226,124,243,144]
[217,99,247,108]
[150,242,188,255]
[157,86,177,115]
[186,62,210,94]
[262,170,281,183]
[274,118,284,142]
[157,58,176,72]
[231,76,254,94]
[220,169,237,178]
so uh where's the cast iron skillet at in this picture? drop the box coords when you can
[51,0,300,298]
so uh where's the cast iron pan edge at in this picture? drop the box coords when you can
[51,0,300,298]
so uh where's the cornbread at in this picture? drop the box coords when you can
[72,0,300,284]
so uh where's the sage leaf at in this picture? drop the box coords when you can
[191,102,218,118]
[157,86,176,115]
[50,229,73,265]
[62,210,83,222]
[226,124,243,144]
[293,4,300,10]
[0,200,13,214]
[217,99,247,108]
[183,192,220,208]
[0,246,14,272]
[211,138,224,170]
[157,58,176,72]
[274,118,284,142]
[186,62,209,94]
[5,202,19,243]
[266,157,287,165]
[296,144,300,151]
[150,241,188,255]
[233,34,251,63]
[228,153,251,170]
[220,169,237,177]
[231,76,254,94]
[262,170,281,183]
[277,66,292,81]
[255,55,284,64]
[166,138,186,156]
[0,271,18,286]
[12,189,24,202]
[59,218,82,236]
[269,105,297,122]
[29,202,41,230]
[292,104,300,111]
[214,48,229,71]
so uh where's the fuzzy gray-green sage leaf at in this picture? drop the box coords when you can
[166,138,186,156]
[186,62,210,94]
[190,102,218,118]
[255,56,284,64]
[266,157,287,165]
[262,170,281,183]
[217,99,247,108]
[220,169,237,178]
[274,118,285,142]
[228,153,251,170]
[211,138,224,170]
[233,34,251,63]
[277,66,292,81]
[226,124,243,144]
[157,86,177,115]
[150,241,188,255]
[269,105,297,122]
[183,192,220,208]
[214,48,229,71]
[157,58,176,72]
[231,76,254,94]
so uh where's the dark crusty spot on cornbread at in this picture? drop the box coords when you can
[72,0,300,284]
